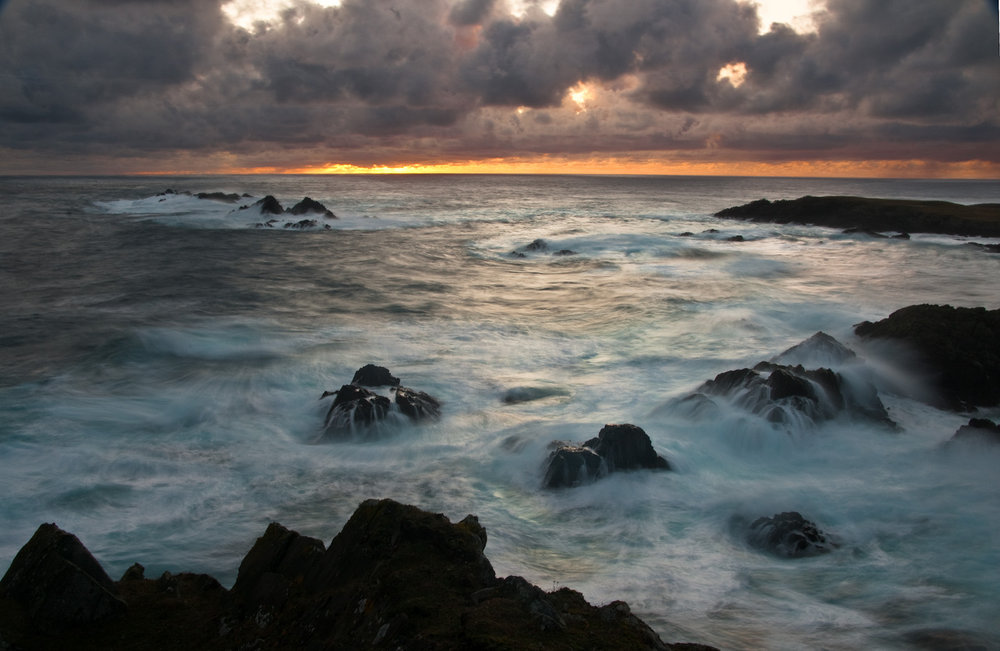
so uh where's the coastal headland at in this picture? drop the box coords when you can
[716,195,1000,238]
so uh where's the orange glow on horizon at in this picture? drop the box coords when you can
[199,156,1000,179]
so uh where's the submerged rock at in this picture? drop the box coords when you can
[0,500,718,649]
[742,511,837,558]
[855,304,1000,410]
[544,424,670,488]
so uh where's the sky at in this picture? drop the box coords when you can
[0,0,998,177]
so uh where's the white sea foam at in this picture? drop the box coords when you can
[4,175,1000,649]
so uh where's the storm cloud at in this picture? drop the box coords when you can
[0,0,996,173]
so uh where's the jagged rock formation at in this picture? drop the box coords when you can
[855,304,1000,410]
[716,195,1000,237]
[544,424,670,488]
[320,365,441,440]
[0,500,716,650]
[670,332,894,429]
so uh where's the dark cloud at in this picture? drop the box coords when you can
[0,0,997,171]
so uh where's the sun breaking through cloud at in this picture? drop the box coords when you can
[0,0,997,177]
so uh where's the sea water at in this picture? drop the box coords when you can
[1,174,998,649]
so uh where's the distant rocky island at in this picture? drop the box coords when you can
[716,195,1000,238]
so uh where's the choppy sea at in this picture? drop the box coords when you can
[1,174,998,649]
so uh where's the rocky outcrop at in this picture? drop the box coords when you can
[855,304,1000,410]
[716,195,1000,237]
[288,197,337,219]
[740,511,837,558]
[544,424,670,488]
[0,500,715,650]
[669,332,894,429]
[320,365,440,440]
[947,418,1000,446]
[0,523,127,632]
[352,363,400,387]
[237,195,337,229]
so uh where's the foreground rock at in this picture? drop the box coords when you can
[0,523,127,631]
[715,195,1000,237]
[855,304,1000,410]
[670,332,894,429]
[0,500,715,650]
[544,424,670,488]
[320,365,441,440]
[738,511,838,558]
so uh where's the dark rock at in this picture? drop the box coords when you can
[394,386,441,421]
[0,523,127,631]
[583,424,670,472]
[525,238,548,251]
[230,522,325,608]
[947,418,1000,446]
[855,304,1000,410]
[351,364,400,387]
[195,192,241,203]
[322,384,392,438]
[726,235,745,242]
[683,356,892,428]
[716,195,1000,237]
[0,501,712,650]
[288,197,336,219]
[282,219,317,229]
[744,512,837,558]
[773,331,857,367]
[543,444,605,488]
[252,195,284,215]
[544,424,670,488]
[501,385,570,404]
[119,563,145,582]
[554,248,578,256]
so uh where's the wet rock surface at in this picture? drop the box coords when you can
[0,500,715,650]
[320,365,440,440]
[855,304,1000,410]
[544,424,670,488]
[666,331,896,429]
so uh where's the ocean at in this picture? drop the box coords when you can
[1,174,998,649]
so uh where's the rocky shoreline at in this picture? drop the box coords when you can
[0,499,717,650]
[715,195,1000,238]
